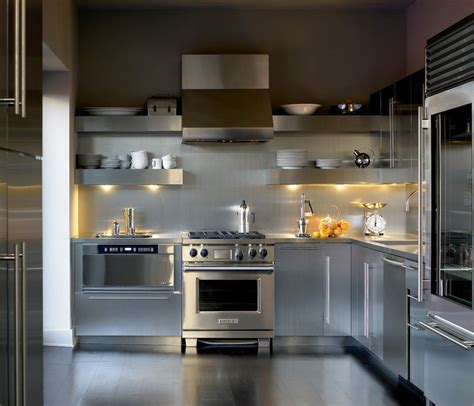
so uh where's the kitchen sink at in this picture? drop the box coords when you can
[96,233,152,239]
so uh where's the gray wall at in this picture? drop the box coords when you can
[77,9,407,110]
[77,132,410,235]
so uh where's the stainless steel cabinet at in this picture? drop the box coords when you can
[75,291,181,336]
[275,244,324,336]
[323,244,351,336]
[370,68,424,183]
[351,245,384,359]
[422,317,474,406]
[383,256,409,379]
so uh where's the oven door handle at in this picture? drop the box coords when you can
[183,265,274,272]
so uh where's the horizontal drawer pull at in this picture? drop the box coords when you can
[419,321,474,350]
[87,295,171,300]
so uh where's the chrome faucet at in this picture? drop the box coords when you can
[405,190,418,212]
[296,193,315,237]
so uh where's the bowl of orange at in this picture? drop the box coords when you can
[311,206,350,238]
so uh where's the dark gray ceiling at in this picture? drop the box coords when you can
[77,0,416,11]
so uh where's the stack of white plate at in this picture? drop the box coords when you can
[83,107,142,116]
[100,158,121,169]
[276,149,308,169]
[315,159,342,169]
[77,154,102,169]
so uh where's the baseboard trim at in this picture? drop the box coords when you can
[43,329,75,347]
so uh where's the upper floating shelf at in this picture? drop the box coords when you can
[266,168,416,185]
[75,169,184,185]
[75,115,386,134]
[76,116,182,133]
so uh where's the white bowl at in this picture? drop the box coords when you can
[281,104,322,115]
[315,159,342,169]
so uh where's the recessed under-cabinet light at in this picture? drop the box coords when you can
[100,185,114,192]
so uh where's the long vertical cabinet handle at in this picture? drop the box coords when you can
[416,106,427,303]
[20,0,26,117]
[14,0,21,115]
[325,256,330,324]
[363,263,370,338]
[14,243,23,406]
[388,98,394,168]
[21,242,26,405]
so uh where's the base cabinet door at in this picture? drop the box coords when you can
[275,244,324,336]
[323,244,351,336]
[351,245,384,358]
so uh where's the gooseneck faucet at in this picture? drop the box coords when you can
[405,190,418,212]
[296,193,315,238]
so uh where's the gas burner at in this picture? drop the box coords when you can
[188,231,266,240]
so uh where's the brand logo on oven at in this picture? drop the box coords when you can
[218,318,239,325]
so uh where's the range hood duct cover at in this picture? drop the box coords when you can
[181,55,274,143]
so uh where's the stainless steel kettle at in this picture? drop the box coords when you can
[353,149,371,168]
[237,200,255,233]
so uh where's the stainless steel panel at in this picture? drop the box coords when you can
[275,244,324,336]
[408,318,425,391]
[383,255,408,379]
[182,269,274,332]
[75,168,184,185]
[75,291,181,336]
[181,90,273,143]
[182,55,269,90]
[76,135,411,236]
[83,254,174,289]
[424,316,474,406]
[76,116,182,133]
[7,151,42,406]
[323,243,351,336]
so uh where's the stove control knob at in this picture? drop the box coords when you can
[259,248,268,259]
[189,248,198,258]
[200,248,209,258]
[235,249,244,261]
[248,248,257,258]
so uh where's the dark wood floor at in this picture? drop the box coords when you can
[44,345,413,406]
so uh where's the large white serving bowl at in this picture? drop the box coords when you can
[281,104,322,115]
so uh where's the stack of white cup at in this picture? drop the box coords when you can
[162,154,177,169]
[131,150,148,169]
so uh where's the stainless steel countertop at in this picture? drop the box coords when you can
[71,233,182,244]
[72,232,418,260]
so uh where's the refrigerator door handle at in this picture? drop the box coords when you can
[0,244,25,405]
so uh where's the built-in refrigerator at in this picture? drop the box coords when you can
[0,0,43,405]
[419,13,474,406]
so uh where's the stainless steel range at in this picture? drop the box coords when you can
[182,231,274,348]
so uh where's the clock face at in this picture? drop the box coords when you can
[365,213,386,234]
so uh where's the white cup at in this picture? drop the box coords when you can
[162,160,176,169]
[151,158,162,169]
[131,150,148,169]
[116,154,130,162]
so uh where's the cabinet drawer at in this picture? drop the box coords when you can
[74,291,182,336]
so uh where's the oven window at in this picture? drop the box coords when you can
[198,280,258,312]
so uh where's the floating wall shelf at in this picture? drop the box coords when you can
[75,115,386,134]
[266,168,416,185]
[75,169,184,185]
[75,116,182,133]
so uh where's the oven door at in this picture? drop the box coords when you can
[182,265,274,331]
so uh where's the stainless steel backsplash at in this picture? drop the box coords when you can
[77,132,411,235]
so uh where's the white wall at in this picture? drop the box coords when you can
[42,71,74,347]
[406,0,473,74]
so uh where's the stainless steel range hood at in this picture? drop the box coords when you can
[181,54,274,143]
